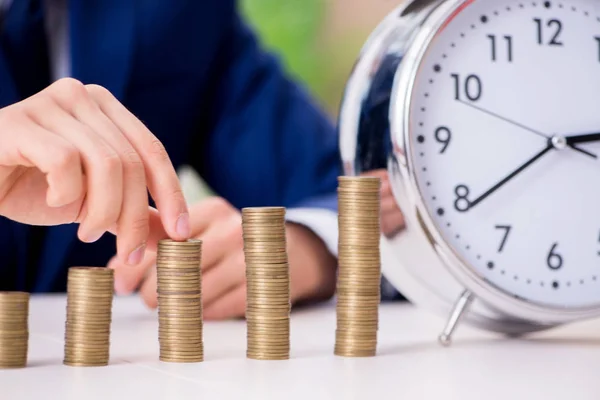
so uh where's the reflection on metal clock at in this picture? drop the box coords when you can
[339,0,600,343]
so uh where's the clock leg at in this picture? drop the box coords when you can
[438,290,474,347]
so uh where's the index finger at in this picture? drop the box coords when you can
[118,198,235,255]
[133,207,169,253]
[134,206,202,253]
[108,207,165,252]
[85,85,190,240]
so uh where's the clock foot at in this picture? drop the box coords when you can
[438,290,474,347]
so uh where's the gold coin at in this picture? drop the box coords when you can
[63,360,109,367]
[246,354,289,361]
[159,350,204,356]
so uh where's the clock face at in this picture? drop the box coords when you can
[407,0,600,309]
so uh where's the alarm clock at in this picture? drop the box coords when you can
[338,0,600,344]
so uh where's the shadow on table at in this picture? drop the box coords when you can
[24,359,56,368]
[23,358,130,368]
[375,337,518,357]
[97,335,600,365]
[376,335,600,357]
[516,337,600,347]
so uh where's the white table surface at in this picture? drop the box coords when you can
[2,294,600,399]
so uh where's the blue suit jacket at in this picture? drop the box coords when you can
[0,0,340,292]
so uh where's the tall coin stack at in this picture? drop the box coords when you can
[156,239,204,363]
[64,267,114,367]
[0,292,29,368]
[242,207,290,360]
[335,176,381,357]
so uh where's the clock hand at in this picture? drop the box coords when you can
[457,100,596,159]
[467,141,554,210]
[566,144,597,158]
[550,135,597,159]
[564,132,600,144]
[456,99,548,138]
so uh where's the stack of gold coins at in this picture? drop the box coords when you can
[0,292,29,368]
[242,207,290,360]
[156,239,204,363]
[335,176,381,357]
[63,267,114,367]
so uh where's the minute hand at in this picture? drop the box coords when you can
[457,100,596,158]
[468,142,553,210]
[565,132,600,144]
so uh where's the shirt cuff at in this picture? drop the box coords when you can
[285,208,338,257]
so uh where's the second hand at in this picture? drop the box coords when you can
[457,100,597,159]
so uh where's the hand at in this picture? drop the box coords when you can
[361,169,405,237]
[0,78,190,265]
[109,197,338,320]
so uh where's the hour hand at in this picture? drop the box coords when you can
[564,132,600,144]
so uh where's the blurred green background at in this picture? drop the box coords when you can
[240,0,327,103]
[239,0,399,117]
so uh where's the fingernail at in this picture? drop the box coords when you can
[176,213,190,238]
[85,230,104,243]
[127,243,146,266]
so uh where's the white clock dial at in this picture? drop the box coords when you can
[408,0,600,309]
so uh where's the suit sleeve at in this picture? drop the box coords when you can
[193,11,341,219]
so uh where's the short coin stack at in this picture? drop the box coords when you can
[0,292,29,368]
[63,267,114,367]
[335,176,382,357]
[242,207,290,360]
[156,239,204,363]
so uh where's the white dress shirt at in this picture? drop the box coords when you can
[0,0,340,257]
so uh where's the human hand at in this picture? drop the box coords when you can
[361,169,405,237]
[109,197,337,320]
[0,78,190,265]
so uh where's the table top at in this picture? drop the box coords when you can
[2,294,600,399]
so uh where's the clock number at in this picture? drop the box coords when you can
[534,18,563,46]
[494,225,511,253]
[434,126,451,153]
[487,35,513,62]
[595,36,600,62]
[453,184,471,212]
[547,242,563,270]
[451,73,482,102]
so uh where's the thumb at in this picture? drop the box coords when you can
[108,206,169,253]
[108,249,157,295]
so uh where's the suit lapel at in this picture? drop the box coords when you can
[39,0,136,286]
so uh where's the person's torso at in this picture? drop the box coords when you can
[0,0,236,292]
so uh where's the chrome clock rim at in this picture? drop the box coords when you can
[390,0,600,323]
